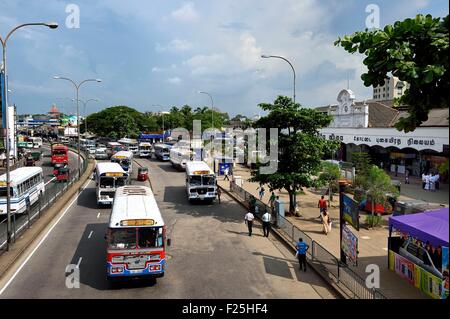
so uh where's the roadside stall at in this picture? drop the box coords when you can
[388,208,449,299]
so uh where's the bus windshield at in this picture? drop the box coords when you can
[115,177,127,187]
[189,176,202,186]
[138,227,164,248]
[108,227,163,249]
[100,177,114,188]
[53,150,66,155]
[109,228,137,250]
[0,187,14,197]
[203,175,216,186]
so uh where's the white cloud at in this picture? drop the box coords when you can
[171,2,199,22]
[156,38,193,52]
[167,76,182,84]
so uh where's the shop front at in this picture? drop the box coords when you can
[320,127,449,179]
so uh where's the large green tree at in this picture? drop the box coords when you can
[335,14,449,132]
[86,106,152,138]
[250,96,340,214]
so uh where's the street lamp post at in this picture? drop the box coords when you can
[53,77,101,177]
[198,91,214,128]
[261,54,296,104]
[72,98,99,134]
[1,22,58,251]
[150,105,169,142]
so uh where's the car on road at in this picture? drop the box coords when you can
[87,146,97,155]
[95,148,109,160]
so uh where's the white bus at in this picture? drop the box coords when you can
[185,161,216,203]
[170,148,195,170]
[0,167,45,216]
[29,137,43,149]
[118,138,139,155]
[107,141,125,158]
[138,142,152,158]
[154,143,171,161]
[111,150,134,174]
[95,162,129,206]
[106,185,168,280]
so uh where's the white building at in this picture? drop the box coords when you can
[372,76,409,101]
[318,89,449,178]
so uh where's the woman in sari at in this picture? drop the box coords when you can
[322,210,331,235]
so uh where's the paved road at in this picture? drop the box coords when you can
[0,157,338,298]
[0,146,79,240]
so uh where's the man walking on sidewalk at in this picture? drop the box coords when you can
[223,167,230,181]
[244,211,255,236]
[262,211,271,237]
[318,195,327,219]
[296,238,309,272]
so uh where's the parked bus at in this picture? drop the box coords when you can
[154,143,171,161]
[0,167,45,216]
[51,143,69,166]
[29,137,43,149]
[138,142,152,158]
[111,150,134,174]
[185,161,216,203]
[106,185,168,281]
[170,147,195,170]
[95,162,129,206]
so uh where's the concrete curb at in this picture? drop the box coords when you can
[218,184,349,299]
[0,152,95,280]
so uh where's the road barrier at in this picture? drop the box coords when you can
[0,143,89,254]
[229,181,387,299]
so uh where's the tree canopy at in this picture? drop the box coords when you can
[250,96,340,213]
[84,104,231,138]
[335,14,449,132]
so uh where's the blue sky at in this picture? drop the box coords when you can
[1,0,448,117]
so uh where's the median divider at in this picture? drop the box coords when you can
[0,147,94,280]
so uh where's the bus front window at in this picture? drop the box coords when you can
[108,228,137,250]
[189,176,202,186]
[115,177,127,187]
[202,175,216,186]
[138,227,163,248]
[100,177,114,188]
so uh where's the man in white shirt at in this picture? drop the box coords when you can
[262,211,271,237]
[244,211,255,236]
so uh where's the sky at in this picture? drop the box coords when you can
[1,0,448,118]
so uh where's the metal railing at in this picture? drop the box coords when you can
[229,181,387,299]
[0,144,89,254]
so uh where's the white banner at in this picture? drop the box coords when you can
[319,127,449,152]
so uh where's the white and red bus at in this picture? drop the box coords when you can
[105,185,169,281]
[51,143,69,166]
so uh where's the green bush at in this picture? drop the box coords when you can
[365,214,383,228]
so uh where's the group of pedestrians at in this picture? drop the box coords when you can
[422,172,440,191]
[317,195,332,235]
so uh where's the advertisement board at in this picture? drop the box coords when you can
[64,127,78,137]
[341,225,358,265]
[342,194,359,231]
[60,114,77,127]
[442,247,449,299]
[390,250,445,299]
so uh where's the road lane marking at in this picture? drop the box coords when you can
[0,178,92,296]
[97,213,100,219]
[88,231,93,239]
[76,257,82,269]
[45,177,56,186]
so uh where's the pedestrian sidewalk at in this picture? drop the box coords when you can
[218,164,429,299]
